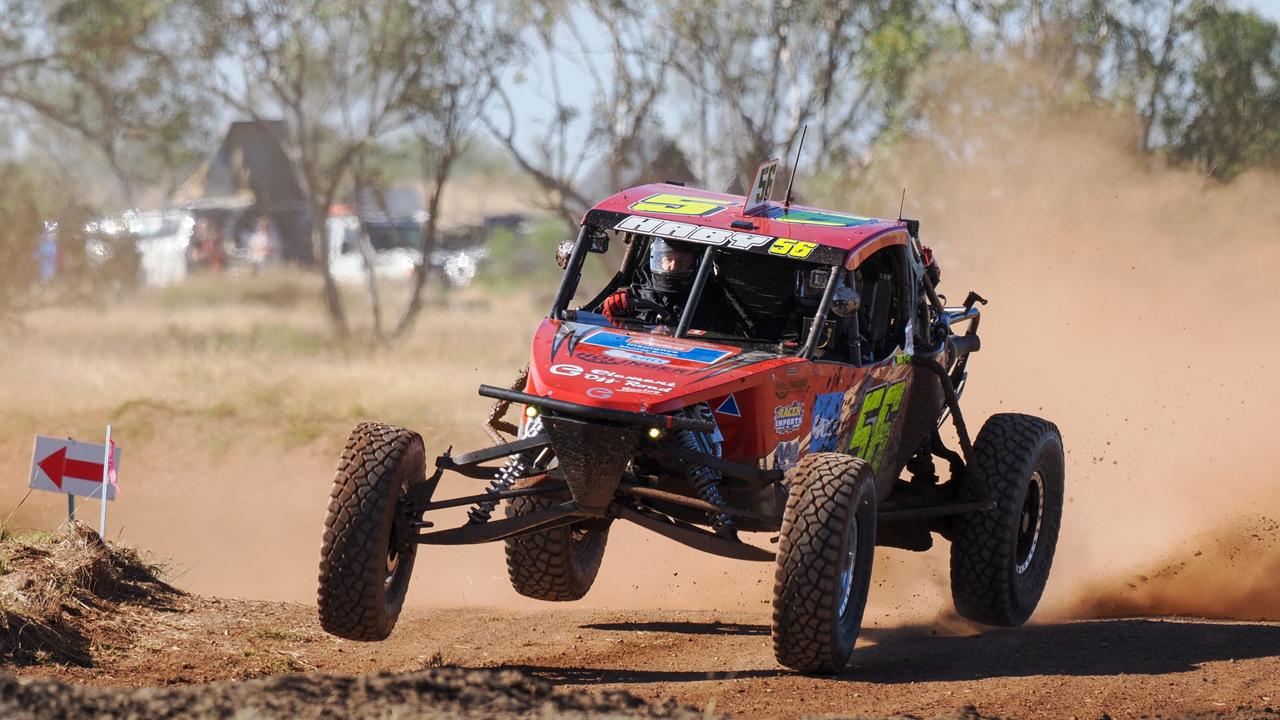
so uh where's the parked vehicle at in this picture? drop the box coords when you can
[326,212,490,288]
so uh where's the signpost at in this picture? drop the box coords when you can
[29,432,121,536]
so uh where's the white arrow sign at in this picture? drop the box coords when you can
[29,436,119,501]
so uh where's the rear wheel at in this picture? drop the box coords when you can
[318,422,424,640]
[505,494,610,601]
[950,413,1064,626]
[772,453,877,674]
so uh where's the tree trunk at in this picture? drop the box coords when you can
[391,158,450,339]
[357,228,384,341]
[311,204,349,337]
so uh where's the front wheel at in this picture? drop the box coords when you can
[772,453,877,674]
[317,422,425,640]
[504,493,610,601]
[950,413,1064,626]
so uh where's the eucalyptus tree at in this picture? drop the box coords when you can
[0,0,216,206]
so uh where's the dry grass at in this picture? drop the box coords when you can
[0,522,180,665]
[0,269,548,446]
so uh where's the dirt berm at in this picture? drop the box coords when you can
[0,667,717,720]
[3,526,1279,719]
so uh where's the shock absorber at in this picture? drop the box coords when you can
[672,404,737,539]
[468,416,546,524]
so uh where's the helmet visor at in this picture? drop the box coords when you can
[648,238,695,277]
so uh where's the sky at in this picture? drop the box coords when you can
[1242,0,1280,17]
[498,0,1280,177]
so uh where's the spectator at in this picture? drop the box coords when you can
[246,215,278,275]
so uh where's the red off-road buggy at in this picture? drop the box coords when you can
[317,180,1064,673]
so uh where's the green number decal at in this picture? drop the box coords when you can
[847,380,907,471]
[630,193,733,217]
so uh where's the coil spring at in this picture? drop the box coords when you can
[468,417,544,524]
[673,404,735,534]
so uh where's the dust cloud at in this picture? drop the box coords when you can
[566,82,1280,625]
[856,94,1280,626]
[3,73,1276,628]
[421,97,1280,624]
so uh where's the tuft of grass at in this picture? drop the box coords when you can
[204,400,238,419]
[255,627,307,643]
[110,397,181,421]
[12,531,54,546]
[268,655,305,673]
[281,423,326,449]
[148,269,315,310]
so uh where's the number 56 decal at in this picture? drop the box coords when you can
[848,380,907,471]
[769,237,818,259]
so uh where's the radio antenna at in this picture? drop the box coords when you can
[897,188,907,220]
[783,124,808,208]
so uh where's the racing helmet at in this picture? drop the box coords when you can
[648,238,696,293]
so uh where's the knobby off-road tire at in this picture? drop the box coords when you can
[950,413,1064,626]
[318,422,425,640]
[504,494,610,601]
[772,453,877,674]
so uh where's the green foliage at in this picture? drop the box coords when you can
[1165,3,1280,179]
[0,0,218,203]
[149,270,315,310]
[0,161,43,324]
[11,530,54,547]
[477,222,562,290]
[475,217,613,296]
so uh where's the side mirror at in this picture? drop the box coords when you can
[556,232,609,269]
[830,286,860,317]
[555,239,574,269]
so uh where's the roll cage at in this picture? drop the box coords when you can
[549,217,915,366]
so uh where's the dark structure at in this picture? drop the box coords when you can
[188,120,312,264]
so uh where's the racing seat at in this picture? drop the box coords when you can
[861,275,892,360]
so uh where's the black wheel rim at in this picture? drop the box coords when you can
[1015,470,1045,574]
[836,513,859,622]
[385,519,402,590]
[569,524,591,553]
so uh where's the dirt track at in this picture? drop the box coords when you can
[14,594,1280,719]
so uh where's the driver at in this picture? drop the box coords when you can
[600,238,699,325]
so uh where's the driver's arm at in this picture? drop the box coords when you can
[601,288,632,324]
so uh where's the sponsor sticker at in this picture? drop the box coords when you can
[617,386,665,396]
[773,376,809,399]
[764,207,875,228]
[581,331,732,366]
[774,401,805,435]
[550,363,583,376]
[581,367,675,395]
[615,215,775,253]
[714,394,741,417]
[604,348,670,365]
[809,391,846,453]
[586,387,614,399]
[771,439,800,472]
